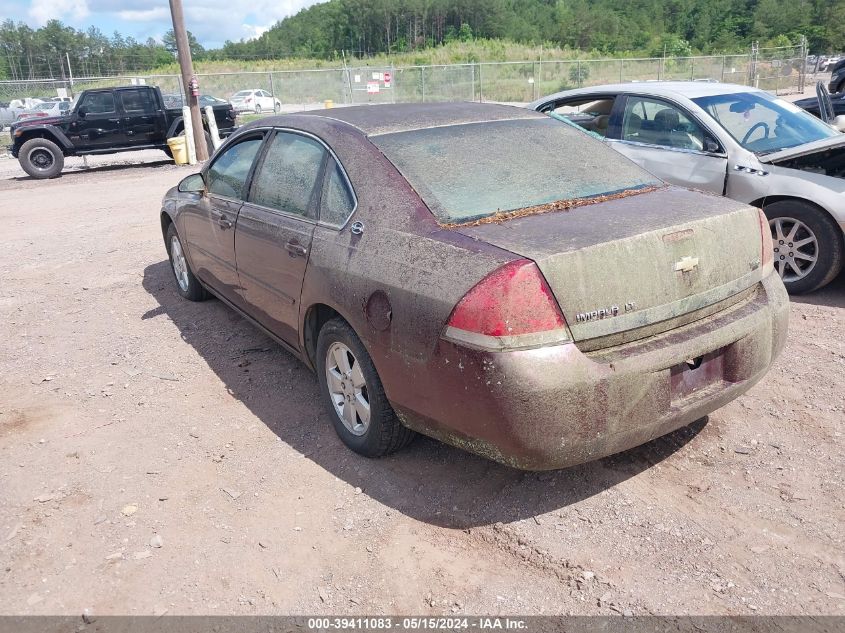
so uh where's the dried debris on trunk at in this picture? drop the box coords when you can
[441,185,665,229]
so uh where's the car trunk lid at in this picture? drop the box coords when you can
[451,187,765,348]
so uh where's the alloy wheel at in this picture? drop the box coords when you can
[325,342,370,436]
[170,235,190,292]
[769,217,818,282]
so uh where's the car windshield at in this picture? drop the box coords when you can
[692,91,839,154]
[34,103,53,111]
[372,117,660,224]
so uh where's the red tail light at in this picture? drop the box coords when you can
[757,209,773,270]
[444,259,570,350]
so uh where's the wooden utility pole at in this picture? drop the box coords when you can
[168,0,208,161]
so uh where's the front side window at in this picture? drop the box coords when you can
[692,91,839,154]
[622,97,705,151]
[206,137,263,199]
[249,132,325,217]
[120,89,156,113]
[80,92,115,114]
[320,158,355,227]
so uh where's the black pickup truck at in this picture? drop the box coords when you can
[9,85,237,179]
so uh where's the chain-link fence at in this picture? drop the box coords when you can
[0,42,808,108]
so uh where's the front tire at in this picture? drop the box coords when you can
[165,223,207,301]
[765,200,844,294]
[19,138,64,179]
[316,318,415,457]
[255,104,262,114]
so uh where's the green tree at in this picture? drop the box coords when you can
[162,29,205,60]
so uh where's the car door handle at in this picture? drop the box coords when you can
[285,241,307,257]
[218,216,233,229]
[108,118,120,123]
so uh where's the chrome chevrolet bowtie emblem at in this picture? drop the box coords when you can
[674,256,699,273]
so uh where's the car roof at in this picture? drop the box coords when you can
[288,102,544,136]
[536,81,766,104]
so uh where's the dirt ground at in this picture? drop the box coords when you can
[0,149,843,621]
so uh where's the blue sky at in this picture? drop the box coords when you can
[3,0,324,48]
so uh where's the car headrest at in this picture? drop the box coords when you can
[594,114,610,131]
[654,108,680,131]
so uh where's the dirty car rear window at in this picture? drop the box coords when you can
[372,118,660,223]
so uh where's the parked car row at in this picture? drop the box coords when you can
[9,85,237,178]
[2,88,281,131]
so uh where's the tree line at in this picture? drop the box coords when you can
[2,0,843,81]
[0,19,206,81]
[218,0,844,60]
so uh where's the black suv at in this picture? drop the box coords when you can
[9,85,237,179]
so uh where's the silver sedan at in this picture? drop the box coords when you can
[530,82,845,293]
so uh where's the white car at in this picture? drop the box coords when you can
[16,100,71,121]
[229,89,281,114]
[530,82,845,293]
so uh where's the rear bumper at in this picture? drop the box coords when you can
[390,272,789,470]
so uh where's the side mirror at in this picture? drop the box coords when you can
[831,115,845,133]
[704,137,721,153]
[77,107,87,118]
[178,173,206,194]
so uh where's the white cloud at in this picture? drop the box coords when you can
[241,23,271,40]
[20,0,323,47]
[29,0,90,26]
[115,7,170,23]
[181,0,323,45]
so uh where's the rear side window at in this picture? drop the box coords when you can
[120,89,156,113]
[207,137,263,199]
[249,132,325,217]
[319,159,355,227]
[80,92,115,114]
[372,117,659,224]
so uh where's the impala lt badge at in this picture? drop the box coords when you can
[576,301,637,323]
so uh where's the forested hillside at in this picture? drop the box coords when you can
[219,0,843,59]
[1,0,842,80]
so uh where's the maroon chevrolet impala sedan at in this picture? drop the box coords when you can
[159,103,788,470]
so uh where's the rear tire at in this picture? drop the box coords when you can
[165,223,207,301]
[316,318,415,457]
[19,138,64,179]
[255,104,262,114]
[764,200,844,294]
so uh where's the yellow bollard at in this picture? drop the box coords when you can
[324,100,334,109]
